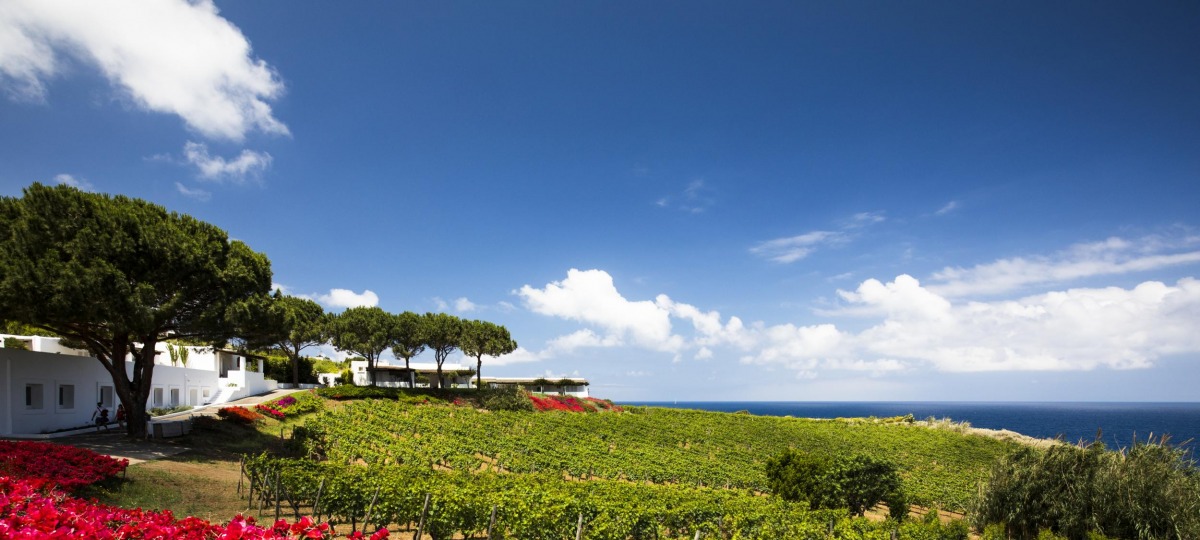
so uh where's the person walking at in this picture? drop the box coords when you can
[91,402,110,431]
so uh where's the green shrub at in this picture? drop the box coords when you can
[480,386,534,412]
[972,438,1200,539]
[148,405,192,416]
[3,337,29,350]
[766,449,905,516]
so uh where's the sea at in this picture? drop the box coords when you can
[621,401,1200,451]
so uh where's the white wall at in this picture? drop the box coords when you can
[1,348,117,435]
[1,356,11,435]
[0,348,220,435]
[1,334,90,356]
[144,363,219,409]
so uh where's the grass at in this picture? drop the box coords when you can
[85,458,246,522]
[83,407,309,521]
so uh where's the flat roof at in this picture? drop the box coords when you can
[481,377,589,385]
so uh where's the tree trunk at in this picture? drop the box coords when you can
[291,352,300,386]
[476,355,483,390]
[98,335,155,439]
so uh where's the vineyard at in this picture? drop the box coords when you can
[216,392,1026,538]
[293,400,1018,511]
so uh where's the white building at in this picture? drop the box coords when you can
[481,377,590,397]
[0,334,276,436]
[348,359,475,388]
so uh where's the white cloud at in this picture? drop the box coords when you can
[935,200,960,216]
[751,211,889,264]
[183,142,272,183]
[0,0,287,141]
[174,181,211,202]
[489,347,543,367]
[518,260,1200,380]
[454,297,477,313]
[318,288,379,309]
[929,235,1200,297]
[53,173,93,192]
[750,231,846,263]
[657,178,715,213]
[842,275,1200,372]
[517,269,684,353]
[846,211,886,227]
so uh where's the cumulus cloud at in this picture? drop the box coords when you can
[433,296,483,313]
[489,346,543,367]
[53,173,93,192]
[842,275,1200,372]
[518,263,1200,379]
[174,181,211,202]
[183,141,272,182]
[517,269,684,353]
[0,0,287,141]
[318,288,379,309]
[929,235,1200,297]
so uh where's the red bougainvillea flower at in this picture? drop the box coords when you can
[0,441,128,492]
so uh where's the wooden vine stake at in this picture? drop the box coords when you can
[237,456,245,495]
[575,513,584,540]
[362,487,381,533]
[693,531,702,540]
[246,475,255,512]
[257,474,269,516]
[486,505,497,540]
[313,478,325,523]
[274,470,282,521]
[414,493,431,540]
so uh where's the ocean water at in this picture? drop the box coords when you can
[622,401,1200,450]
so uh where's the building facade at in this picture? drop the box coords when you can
[0,335,275,436]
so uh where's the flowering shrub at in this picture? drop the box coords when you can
[0,475,387,540]
[0,440,128,492]
[218,406,263,425]
[260,390,324,418]
[255,403,287,420]
[530,394,621,413]
[276,396,298,408]
[586,397,623,412]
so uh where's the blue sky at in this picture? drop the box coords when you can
[2,1,1199,401]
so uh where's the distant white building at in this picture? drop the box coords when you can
[0,334,277,436]
[348,359,475,388]
[481,377,590,398]
[333,359,590,397]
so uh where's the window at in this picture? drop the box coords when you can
[25,383,44,410]
[98,385,114,409]
[58,384,75,409]
[169,388,180,407]
[152,387,164,408]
